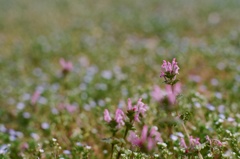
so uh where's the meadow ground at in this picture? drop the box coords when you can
[0,0,240,158]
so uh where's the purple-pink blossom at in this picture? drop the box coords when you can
[136,98,148,115]
[58,103,77,113]
[160,58,179,78]
[59,58,73,74]
[135,98,148,122]
[152,83,181,105]
[104,109,111,123]
[189,136,201,147]
[180,138,187,149]
[127,98,137,111]
[127,98,148,122]
[31,90,41,105]
[179,136,201,152]
[206,135,222,147]
[128,131,140,146]
[128,125,162,151]
[149,126,162,143]
[115,109,125,126]
[151,85,166,102]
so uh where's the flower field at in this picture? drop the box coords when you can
[0,0,240,158]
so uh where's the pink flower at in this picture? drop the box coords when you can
[160,58,180,85]
[151,85,166,102]
[166,85,176,105]
[140,125,148,142]
[137,98,148,115]
[152,84,181,105]
[160,58,179,78]
[206,135,212,145]
[179,136,202,153]
[173,82,182,95]
[206,135,222,147]
[189,136,200,147]
[149,126,162,143]
[127,98,137,111]
[20,142,29,150]
[128,131,140,146]
[115,109,125,126]
[128,125,162,151]
[59,58,73,74]
[212,139,223,147]
[127,98,148,122]
[180,138,187,149]
[31,90,41,105]
[104,109,111,123]
[57,103,77,113]
[65,104,77,113]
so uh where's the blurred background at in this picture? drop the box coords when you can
[1,0,240,104]
[0,0,240,158]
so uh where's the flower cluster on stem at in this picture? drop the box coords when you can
[160,58,179,85]
[128,125,162,152]
[59,58,73,75]
[152,83,181,106]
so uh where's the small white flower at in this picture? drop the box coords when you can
[86,146,91,150]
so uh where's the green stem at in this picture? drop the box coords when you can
[110,143,114,159]
[123,127,129,139]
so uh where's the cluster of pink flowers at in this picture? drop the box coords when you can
[180,135,223,153]
[160,58,180,85]
[115,109,125,126]
[59,58,73,74]
[58,103,77,114]
[128,125,162,151]
[104,108,125,127]
[206,135,223,147]
[160,58,179,78]
[104,98,148,127]
[180,136,201,152]
[151,83,181,105]
[127,98,148,122]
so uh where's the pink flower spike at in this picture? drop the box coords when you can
[140,125,148,142]
[173,82,182,95]
[59,58,73,73]
[167,93,176,105]
[127,98,132,110]
[115,109,125,126]
[134,98,148,122]
[160,58,180,83]
[172,58,180,74]
[180,138,187,149]
[104,109,111,123]
[134,113,140,122]
[128,131,140,146]
[147,137,155,151]
[150,126,162,142]
[137,98,148,115]
[189,136,200,147]
[65,104,77,113]
[206,135,212,145]
[151,85,166,102]
[212,139,223,147]
[166,84,173,94]
[31,90,41,105]
[166,85,176,105]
